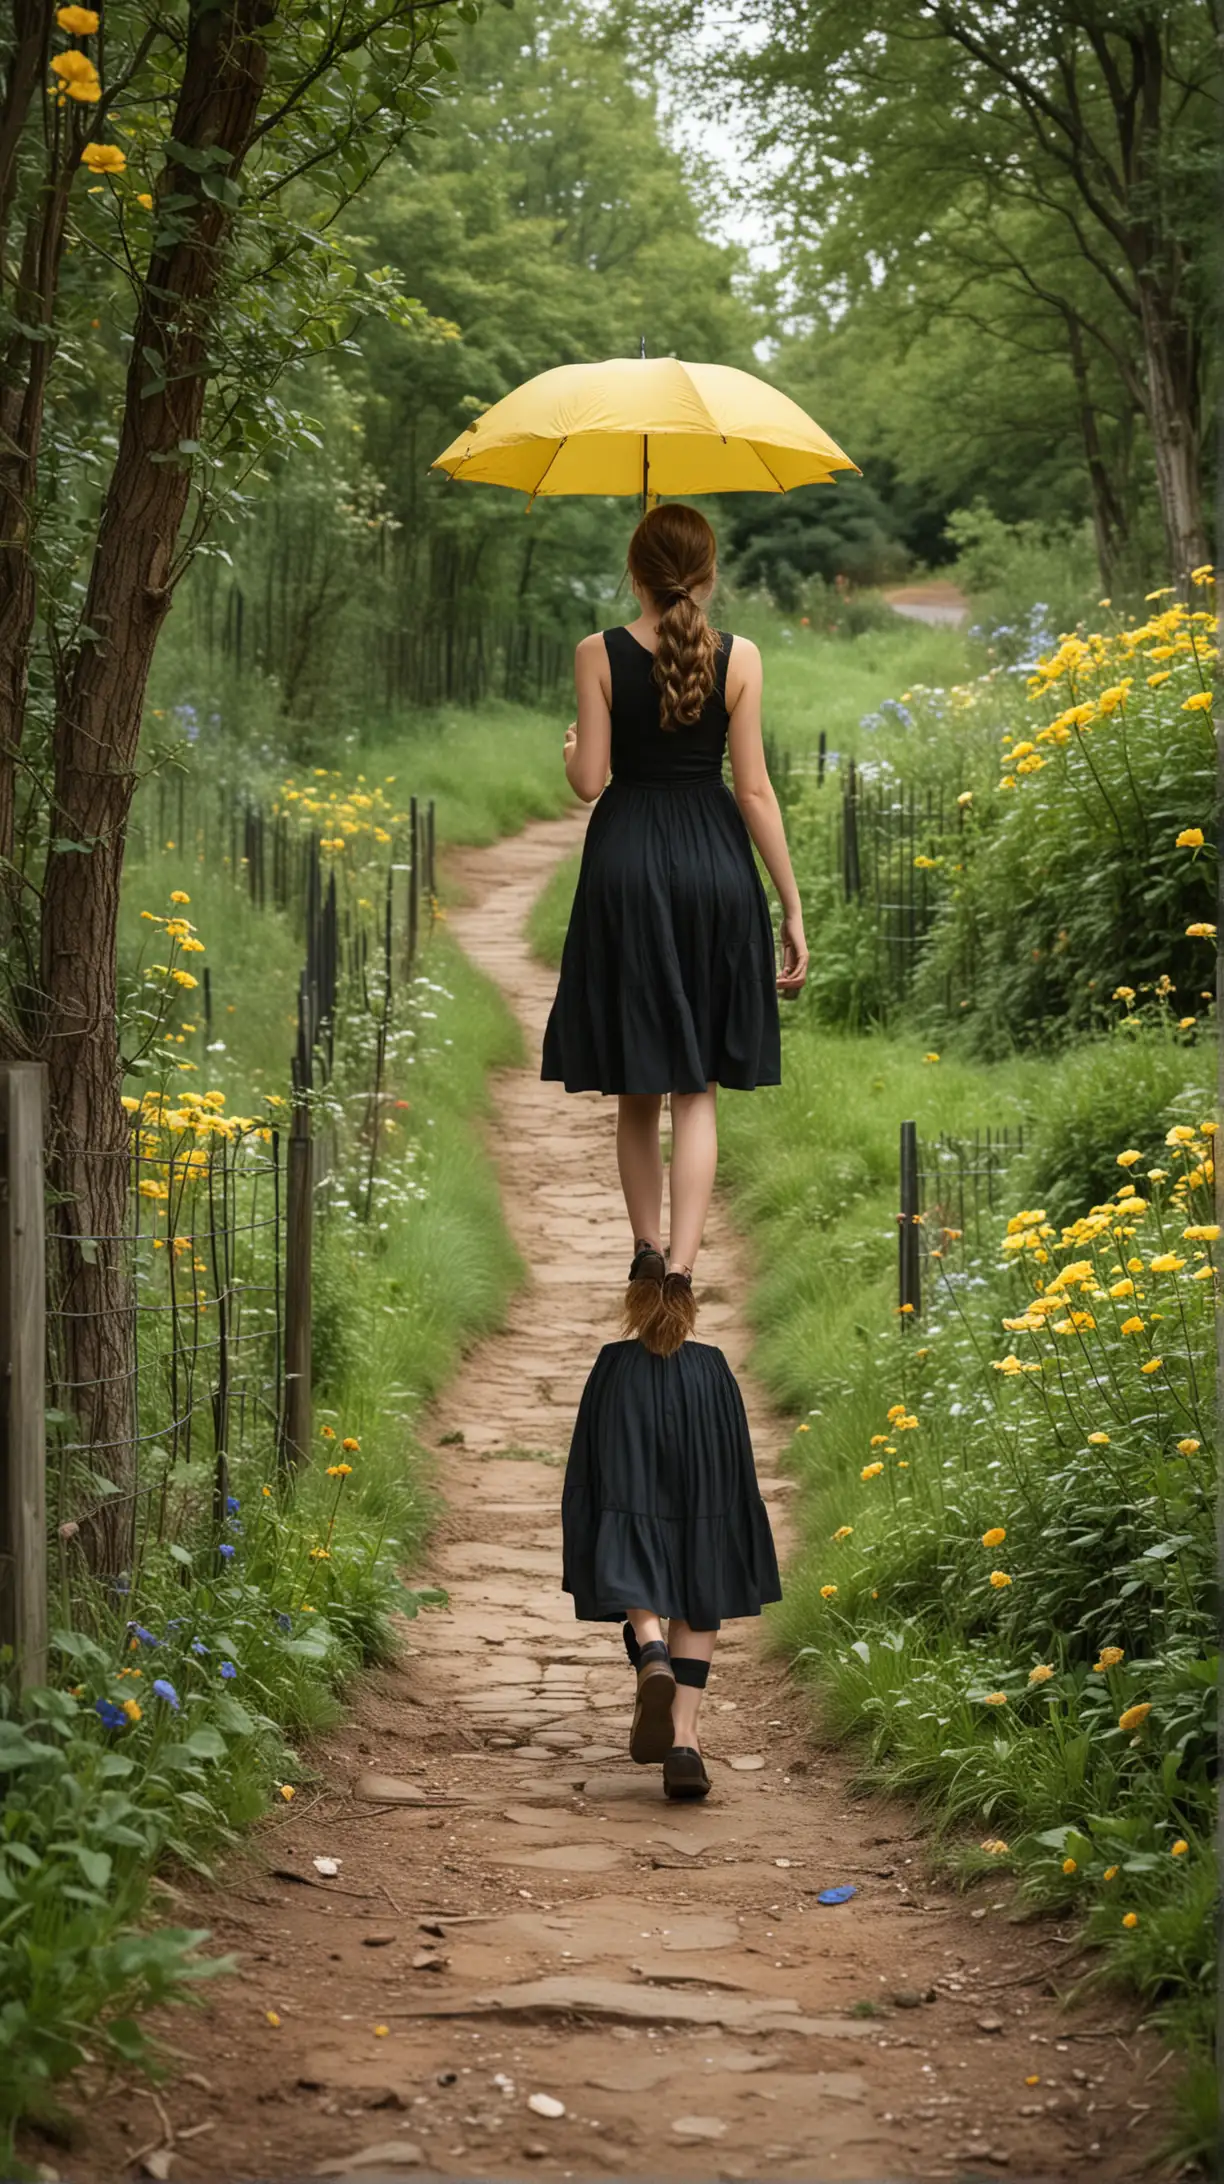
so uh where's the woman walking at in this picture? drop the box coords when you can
[542,502,808,1352]
[562,1335,780,1799]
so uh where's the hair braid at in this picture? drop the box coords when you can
[626,504,721,732]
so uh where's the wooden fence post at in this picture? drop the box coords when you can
[898,1118,921,1323]
[0,1064,48,1690]
[278,1100,313,1472]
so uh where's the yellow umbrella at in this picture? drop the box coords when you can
[431,355,859,499]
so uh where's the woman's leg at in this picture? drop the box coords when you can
[625,1606,665,1651]
[617,1094,664,1248]
[666,1619,717,1748]
[667,1086,718,1272]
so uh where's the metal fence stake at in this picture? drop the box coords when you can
[279,1101,313,1472]
[898,1118,921,1323]
[0,1064,48,1691]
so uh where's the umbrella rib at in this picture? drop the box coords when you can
[750,442,789,494]
[525,436,568,504]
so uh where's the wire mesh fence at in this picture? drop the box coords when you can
[898,1122,1029,1318]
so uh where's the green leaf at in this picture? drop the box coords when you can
[74,1846,113,1890]
[183,1727,227,1761]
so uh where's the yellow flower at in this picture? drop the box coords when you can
[122,1698,142,1722]
[832,1525,853,1541]
[1140,1357,1163,1375]
[980,1837,1009,1854]
[1103,1865,1118,1880]
[796,1422,810,1433]
[171,969,198,989]
[1094,1648,1125,1672]
[321,1425,336,1440]
[50,48,98,89]
[819,1584,838,1600]
[309,1546,331,1561]
[1176,1438,1200,1457]
[1112,985,1135,1004]
[1062,1858,1077,1875]
[1115,1149,1142,1168]
[870,1433,889,1447]
[923,1051,940,1063]
[342,1436,360,1452]
[1122,1912,1139,1929]
[137,191,154,210]
[266,2010,282,2027]
[1148,1253,1185,1274]
[1183,1224,1219,1242]
[180,936,205,953]
[1109,1278,1135,1298]
[1147,670,1171,686]
[1171,1839,1188,1857]
[981,1526,1006,1548]
[1119,1702,1152,1731]
[1190,564,1214,584]
[80,144,126,178]
[1175,827,1205,849]
[1182,691,1212,712]
[57,3,100,26]
[1087,1432,1110,1446]
[1186,922,1216,939]
[279,1784,295,1801]
[885,1403,908,1423]
[325,1462,352,1478]
[989,1570,1012,1589]
[1028,1664,1054,1684]
[982,1692,1007,1706]
[957,790,973,807]
[1119,1316,1145,1336]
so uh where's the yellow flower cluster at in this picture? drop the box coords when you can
[277,770,405,861]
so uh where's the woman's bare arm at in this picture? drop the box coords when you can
[726,636,809,994]
[564,635,612,803]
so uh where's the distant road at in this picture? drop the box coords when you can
[882,579,969,627]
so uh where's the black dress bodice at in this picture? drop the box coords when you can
[604,624,732,786]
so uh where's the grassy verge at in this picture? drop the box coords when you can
[6,783,524,2153]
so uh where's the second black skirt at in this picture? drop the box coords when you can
[541,779,781,1097]
[561,1339,782,1632]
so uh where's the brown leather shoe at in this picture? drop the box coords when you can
[663,1744,711,1800]
[629,1641,676,1763]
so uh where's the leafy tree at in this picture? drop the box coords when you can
[0,0,467,1568]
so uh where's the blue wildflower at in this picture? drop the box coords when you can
[94,1698,127,1730]
[191,1638,210,1657]
[226,1495,240,1515]
[220,1662,237,1680]
[152,1678,180,1710]
[218,1543,235,1560]
[127,1622,159,1647]
[275,1612,292,1633]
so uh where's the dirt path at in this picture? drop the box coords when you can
[70,813,1166,2184]
[882,581,970,628]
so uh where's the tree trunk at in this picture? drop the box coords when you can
[38,0,277,1572]
[1063,313,1128,593]
[1136,278,1207,586]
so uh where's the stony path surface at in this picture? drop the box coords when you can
[70,812,1166,2184]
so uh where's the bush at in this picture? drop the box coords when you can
[1016,1027,1213,1224]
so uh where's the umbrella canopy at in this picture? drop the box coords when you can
[431,355,859,498]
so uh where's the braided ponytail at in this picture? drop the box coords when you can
[627,504,721,731]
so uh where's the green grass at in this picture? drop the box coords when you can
[527,848,580,969]
[348,698,574,845]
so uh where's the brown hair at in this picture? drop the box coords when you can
[626,503,720,731]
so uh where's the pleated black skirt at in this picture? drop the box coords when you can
[561,1340,782,1631]
[541,778,781,1096]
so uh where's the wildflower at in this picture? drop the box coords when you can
[1176,1439,1201,1456]
[1140,1358,1163,1374]
[1190,564,1214,584]
[893,1413,919,1431]
[137,191,153,209]
[58,3,100,27]
[1094,1648,1125,1671]
[989,1570,1012,1589]
[50,50,100,98]
[982,1692,1008,1706]
[94,1698,127,1729]
[220,1661,237,1680]
[191,1638,209,1656]
[1122,1912,1139,1929]
[321,1425,336,1440]
[980,1837,1009,1854]
[1148,1253,1185,1273]
[832,1525,853,1541]
[180,936,205,953]
[1112,985,1135,1004]
[151,1678,180,1709]
[1182,692,1212,712]
[170,890,190,904]
[266,2010,281,2027]
[279,1784,295,1801]
[1171,1839,1189,1857]
[1186,922,1216,939]
[172,969,198,988]
[860,1461,884,1480]
[226,1494,241,1514]
[218,1542,235,1559]
[325,1462,352,1478]
[1028,1664,1054,1684]
[820,1584,838,1600]
[1087,1432,1110,1446]
[957,790,973,807]
[1115,1149,1142,1168]
[923,1051,940,1063]
[341,1436,360,1452]
[795,1423,810,1434]
[981,1526,1006,1548]
[1183,1223,1220,1241]
[869,1434,889,1447]
[309,1545,332,1560]
[128,1622,159,1647]
[1119,1703,1152,1731]
[122,1698,142,1722]
[262,1484,273,1497]
[1062,1858,1077,1875]
[1103,1866,1118,1881]
[885,1403,908,1423]
[1109,1279,1135,1298]
[80,140,125,174]
[1175,828,1205,849]
[1119,1316,1145,1336]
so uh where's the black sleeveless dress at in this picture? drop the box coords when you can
[541,626,782,1096]
[561,1339,781,1629]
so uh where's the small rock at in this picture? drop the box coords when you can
[412,1948,448,1972]
[672,2116,728,2140]
[367,2090,410,2111]
[419,1919,447,1937]
[985,2152,1010,2167]
[892,1989,924,2009]
[315,2141,423,2174]
[312,1856,341,1877]
[977,2016,1004,2034]
[34,2169,62,2184]
[523,2145,549,2161]
[728,1756,764,1772]
[362,1932,396,1948]
[354,1772,427,1805]
[140,2156,174,2183]
[436,2070,458,2086]
[527,2093,565,2120]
